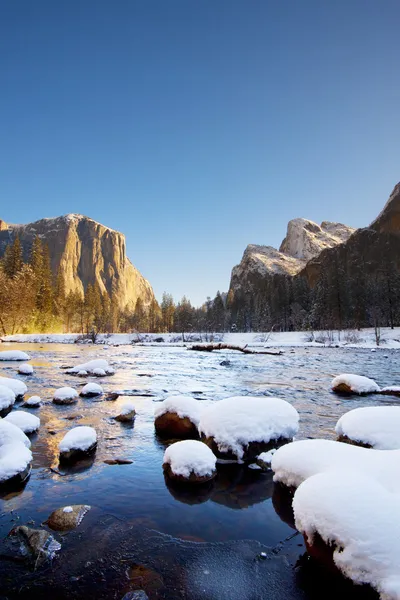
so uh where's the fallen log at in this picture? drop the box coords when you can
[189,343,283,356]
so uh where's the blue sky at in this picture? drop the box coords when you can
[1,1,399,305]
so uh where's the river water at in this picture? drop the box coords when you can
[1,342,397,599]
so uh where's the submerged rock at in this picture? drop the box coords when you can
[104,458,133,465]
[45,504,91,531]
[13,525,61,566]
[122,591,149,600]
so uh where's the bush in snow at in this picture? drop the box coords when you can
[0,350,30,361]
[0,384,16,417]
[163,440,217,484]
[198,396,299,461]
[0,376,27,400]
[59,426,97,462]
[53,387,79,405]
[154,395,202,438]
[336,406,400,450]
[80,382,103,397]
[4,411,40,434]
[18,364,34,375]
[331,374,380,395]
[66,359,114,376]
[0,441,32,485]
[115,400,136,422]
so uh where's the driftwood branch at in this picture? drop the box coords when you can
[189,343,283,356]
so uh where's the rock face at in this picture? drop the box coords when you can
[0,214,154,310]
[279,219,355,261]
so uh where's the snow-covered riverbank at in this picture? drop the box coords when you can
[2,327,400,349]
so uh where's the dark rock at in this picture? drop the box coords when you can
[155,412,198,439]
[12,526,61,566]
[104,458,133,465]
[45,504,91,531]
[105,393,119,401]
[163,462,216,484]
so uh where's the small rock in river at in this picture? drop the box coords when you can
[105,393,119,401]
[122,592,149,600]
[104,458,133,465]
[45,504,91,531]
[12,525,61,566]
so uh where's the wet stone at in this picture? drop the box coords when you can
[12,525,61,566]
[45,504,91,531]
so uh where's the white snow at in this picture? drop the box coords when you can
[336,407,400,450]
[271,438,400,493]
[18,364,33,375]
[63,506,73,513]
[0,350,30,361]
[4,411,40,434]
[293,470,400,599]
[0,385,16,411]
[59,426,97,453]
[0,419,31,448]
[0,377,28,398]
[257,449,276,467]
[118,400,136,416]
[80,382,103,396]
[66,359,114,375]
[93,368,106,376]
[198,396,299,460]
[154,395,203,426]
[0,442,32,483]
[78,370,88,376]
[331,373,380,394]
[381,386,400,393]
[24,395,41,407]
[163,440,217,478]
[53,387,79,403]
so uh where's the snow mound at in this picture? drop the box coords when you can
[271,438,400,492]
[53,387,79,404]
[0,419,31,448]
[0,385,16,411]
[4,411,40,434]
[0,442,32,483]
[163,440,217,478]
[0,350,30,361]
[59,426,97,453]
[0,377,28,398]
[24,395,41,407]
[154,395,202,426]
[18,364,33,375]
[198,396,299,460]
[66,359,114,376]
[93,368,106,376]
[293,470,400,599]
[80,382,103,397]
[118,400,136,416]
[332,373,380,394]
[336,406,400,450]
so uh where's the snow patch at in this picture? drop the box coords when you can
[4,411,40,434]
[336,406,400,450]
[66,359,114,376]
[163,440,217,478]
[0,350,30,361]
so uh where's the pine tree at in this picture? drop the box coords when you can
[3,237,23,278]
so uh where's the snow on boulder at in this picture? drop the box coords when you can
[115,400,136,422]
[0,442,32,484]
[80,382,103,397]
[331,374,380,395]
[256,449,277,471]
[163,440,217,483]
[0,350,30,361]
[66,359,114,376]
[0,376,27,399]
[293,470,400,599]
[198,396,299,461]
[336,406,400,450]
[18,364,34,375]
[53,387,79,405]
[380,386,400,398]
[0,384,16,416]
[154,395,202,438]
[4,411,40,434]
[59,426,97,461]
[271,438,400,492]
[24,395,41,408]
[0,419,31,448]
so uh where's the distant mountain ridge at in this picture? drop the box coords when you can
[0,213,154,310]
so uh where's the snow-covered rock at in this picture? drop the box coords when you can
[154,395,202,438]
[256,449,276,471]
[18,364,34,375]
[271,438,400,492]
[0,385,16,414]
[53,387,79,405]
[115,400,136,422]
[0,350,30,361]
[0,419,31,448]
[279,219,355,262]
[336,406,400,450]
[198,396,299,461]
[4,411,40,434]
[66,359,114,376]
[331,373,380,395]
[163,440,217,483]
[80,382,103,397]
[24,395,41,408]
[0,376,28,399]
[0,441,32,483]
[59,426,97,461]
[293,470,400,599]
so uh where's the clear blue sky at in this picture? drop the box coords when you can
[1,1,399,305]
